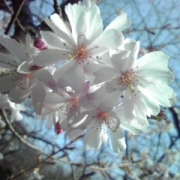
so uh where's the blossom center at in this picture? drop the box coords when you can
[26,73,33,79]
[71,97,79,106]
[68,46,88,63]
[120,71,135,93]
[97,112,109,121]
[94,111,118,132]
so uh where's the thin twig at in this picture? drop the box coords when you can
[54,0,62,18]
[5,0,27,35]
[1,109,135,178]
[1,110,49,156]
[2,0,26,33]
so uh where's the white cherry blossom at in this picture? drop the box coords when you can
[0,35,42,103]
[94,40,174,123]
[67,85,149,154]
[41,65,90,128]
[32,0,131,70]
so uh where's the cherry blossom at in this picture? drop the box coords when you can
[93,40,174,124]
[0,35,39,102]
[32,0,131,70]
[67,85,149,154]
[0,0,174,156]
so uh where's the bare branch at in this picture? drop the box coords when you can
[5,0,27,35]
[53,0,62,18]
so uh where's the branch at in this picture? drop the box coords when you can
[2,0,26,33]
[5,0,27,35]
[1,110,49,156]
[53,0,62,18]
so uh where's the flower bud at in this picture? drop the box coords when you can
[34,38,47,50]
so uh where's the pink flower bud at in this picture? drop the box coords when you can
[34,38,47,50]
[158,111,167,119]
[55,122,63,135]
[29,65,44,71]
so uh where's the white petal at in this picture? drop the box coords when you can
[84,121,108,150]
[78,95,97,110]
[84,3,103,44]
[98,89,120,111]
[83,62,106,77]
[140,89,160,116]
[123,89,135,122]
[105,13,131,31]
[10,107,23,121]
[137,69,174,83]
[89,46,108,57]
[9,87,30,103]
[0,53,19,68]
[0,63,13,69]
[0,94,11,109]
[111,50,134,73]
[0,36,27,62]
[128,41,140,62]
[86,85,107,107]
[118,41,140,72]
[31,82,46,115]
[108,111,121,132]
[69,110,94,128]
[84,128,101,150]
[33,49,67,66]
[50,14,71,36]
[137,51,170,71]
[0,74,21,93]
[81,0,94,8]
[139,80,173,116]
[40,31,67,49]
[33,69,57,91]
[66,129,84,140]
[109,126,126,155]
[106,77,123,92]
[94,67,119,84]
[65,3,86,43]
[17,61,36,74]
[123,38,137,51]
[57,65,85,93]
[142,82,172,108]
[121,120,150,135]
[111,50,130,71]
[45,16,75,47]
[79,81,90,98]
[44,92,66,105]
[89,29,123,49]
[25,34,37,55]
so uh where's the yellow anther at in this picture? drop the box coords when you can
[26,74,33,79]
[68,54,73,60]
[130,84,135,93]
[120,71,135,93]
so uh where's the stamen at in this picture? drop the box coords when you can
[68,54,73,60]
[120,71,135,93]
[97,112,109,121]
[96,111,118,132]
[26,74,33,79]
[68,46,88,63]
[71,97,79,107]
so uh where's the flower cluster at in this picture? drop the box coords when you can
[0,0,173,155]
